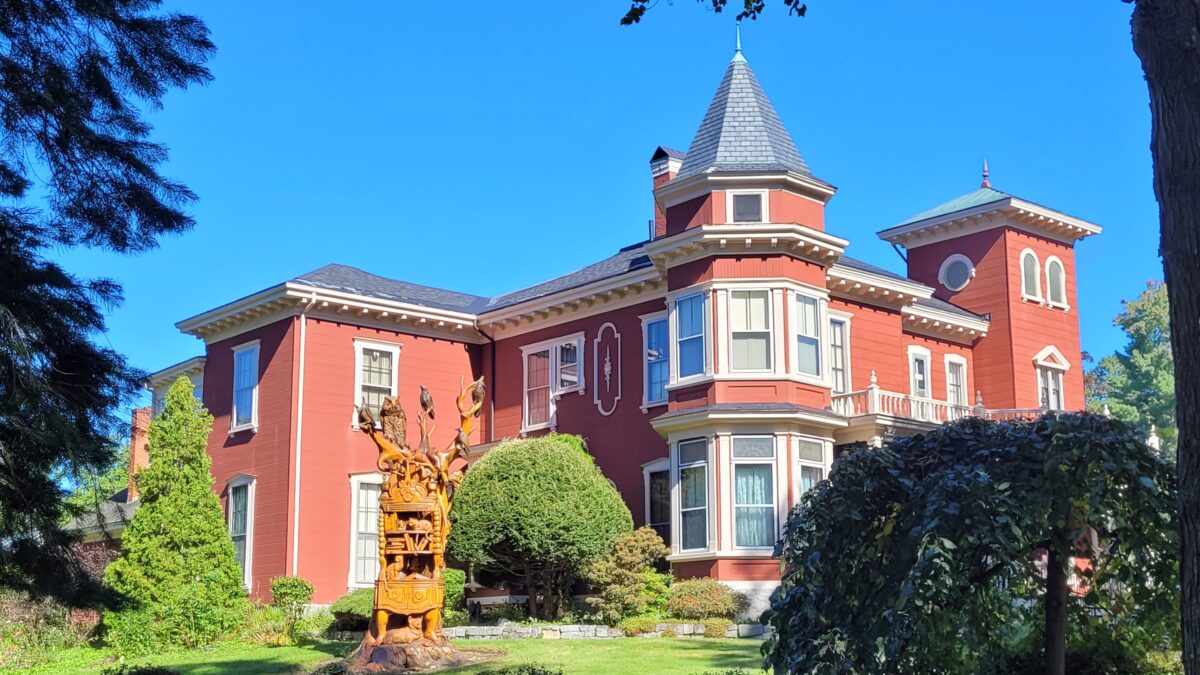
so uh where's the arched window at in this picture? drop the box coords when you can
[1045,257,1066,307]
[1020,250,1041,300]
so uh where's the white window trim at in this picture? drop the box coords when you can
[794,435,831,504]
[670,292,711,386]
[1037,366,1066,411]
[907,345,933,399]
[1044,256,1069,310]
[1019,249,1044,303]
[643,457,670,538]
[1033,344,1071,372]
[791,290,829,386]
[730,436,777,551]
[725,188,770,224]
[938,253,976,292]
[641,312,669,410]
[347,472,385,590]
[350,338,402,428]
[828,310,853,395]
[230,339,261,435]
[943,354,969,407]
[227,474,256,589]
[520,332,586,433]
[728,288,775,374]
[674,438,711,554]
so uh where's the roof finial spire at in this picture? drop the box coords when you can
[981,157,991,189]
[732,20,746,63]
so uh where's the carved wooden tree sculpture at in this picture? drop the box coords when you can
[350,377,483,670]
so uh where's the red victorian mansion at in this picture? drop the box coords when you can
[143,46,1099,613]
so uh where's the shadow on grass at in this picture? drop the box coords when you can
[666,638,769,671]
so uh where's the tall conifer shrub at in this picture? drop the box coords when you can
[103,377,245,655]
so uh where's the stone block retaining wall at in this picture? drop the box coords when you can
[330,623,770,642]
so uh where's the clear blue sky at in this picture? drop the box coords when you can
[56,1,1158,408]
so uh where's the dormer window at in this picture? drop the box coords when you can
[728,190,768,223]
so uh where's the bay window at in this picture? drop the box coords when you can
[730,290,772,372]
[797,439,826,498]
[521,334,585,431]
[795,294,821,377]
[643,316,669,406]
[732,436,776,549]
[677,439,708,552]
[676,293,707,380]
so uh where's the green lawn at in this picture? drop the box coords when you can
[7,637,765,675]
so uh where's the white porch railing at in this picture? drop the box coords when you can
[830,371,1040,425]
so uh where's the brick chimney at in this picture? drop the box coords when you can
[650,146,685,239]
[127,406,152,502]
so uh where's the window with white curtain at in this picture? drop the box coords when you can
[1038,366,1064,410]
[353,482,381,585]
[795,294,821,377]
[232,342,259,431]
[1046,258,1066,306]
[829,318,849,394]
[797,439,826,498]
[676,294,707,379]
[730,290,772,371]
[1021,250,1042,300]
[677,439,708,551]
[732,436,776,548]
[644,317,669,405]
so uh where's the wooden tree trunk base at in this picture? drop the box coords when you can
[345,636,492,672]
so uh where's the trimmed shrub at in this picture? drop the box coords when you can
[617,615,660,636]
[329,588,373,629]
[103,378,246,654]
[667,578,746,620]
[450,435,632,619]
[584,527,670,624]
[271,575,314,644]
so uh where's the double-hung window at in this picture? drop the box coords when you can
[730,290,772,372]
[677,439,708,552]
[354,340,400,422]
[829,318,849,394]
[797,439,826,498]
[946,357,967,407]
[227,477,254,587]
[795,294,822,377]
[522,334,585,431]
[909,346,931,399]
[350,477,382,586]
[647,468,670,546]
[644,317,669,406]
[676,294,707,380]
[1038,366,1064,410]
[231,341,260,432]
[732,436,776,549]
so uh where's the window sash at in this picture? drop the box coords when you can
[731,291,772,371]
[733,463,775,548]
[947,362,966,406]
[648,470,670,544]
[1048,262,1065,304]
[798,464,825,497]
[359,348,394,419]
[645,319,669,404]
[1039,367,1064,410]
[911,355,930,398]
[1022,254,1040,298]
[354,483,381,585]
[829,319,848,394]
[679,464,707,551]
[524,348,552,428]
[233,346,258,428]
[796,295,821,377]
[732,193,763,222]
[676,295,706,379]
[557,342,579,391]
[229,484,248,574]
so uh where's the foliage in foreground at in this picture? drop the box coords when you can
[449,435,632,619]
[764,413,1178,674]
[0,0,213,604]
[103,378,246,656]
[583,527,671,624]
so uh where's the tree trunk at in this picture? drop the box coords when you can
[1044,547,1069,675]
[525,572,539,619]
[541,569,554,620]
[1131,3,1200,673]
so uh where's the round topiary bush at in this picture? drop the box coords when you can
[667,578,746,620]
[449,434,632,619]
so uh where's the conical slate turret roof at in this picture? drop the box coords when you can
[676,49,816,181]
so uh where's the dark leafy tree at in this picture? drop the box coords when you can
[449,434,632,620]
[0,0,213,604]
[763,414,1177,674]
[621,3,1200,669]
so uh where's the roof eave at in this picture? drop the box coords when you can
[878,198,1103,248]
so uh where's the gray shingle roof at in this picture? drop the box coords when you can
[676,53,817,181]
[837,255,911,283]
[293,264,486,313]
[912,296,989,323]
[651,146,687,162]
[479,243,652,312]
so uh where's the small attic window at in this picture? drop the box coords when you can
[731,192,764,222]
[938,254,975,292]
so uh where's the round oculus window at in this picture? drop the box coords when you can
[939,255,974,291]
